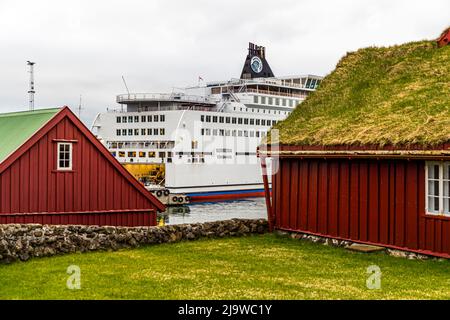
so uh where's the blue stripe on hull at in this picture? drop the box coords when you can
[187,188,265,197]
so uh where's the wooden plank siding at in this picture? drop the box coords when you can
[272,158,450,258]
[0,211,156,227]
[0,112,160,227]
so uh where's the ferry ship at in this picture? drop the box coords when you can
[92,43,322,201]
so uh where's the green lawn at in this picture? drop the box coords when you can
[0,234,449,299]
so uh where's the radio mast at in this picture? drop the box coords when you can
[27,61,36,111]
[78,94,83,118]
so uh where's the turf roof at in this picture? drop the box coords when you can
[269,40,450,147]
[0,108,60,163]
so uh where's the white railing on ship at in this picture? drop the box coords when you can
[224,78,317,90]
[116,93,216,104]
[245,88,308,99]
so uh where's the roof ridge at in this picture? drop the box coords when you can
[0,107,61,118]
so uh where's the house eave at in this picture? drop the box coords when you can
[258,149,450,160]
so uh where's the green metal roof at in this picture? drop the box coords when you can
[0,108,60,163]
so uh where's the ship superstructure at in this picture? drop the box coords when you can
[92,43,322,200]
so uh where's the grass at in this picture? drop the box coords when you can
[270,40,450,147]
[1,234,449,299]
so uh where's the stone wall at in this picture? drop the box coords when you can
[0,219,268,263]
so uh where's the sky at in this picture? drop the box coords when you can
[0,0,448,125]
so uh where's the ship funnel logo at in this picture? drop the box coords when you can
[250,56,263,73]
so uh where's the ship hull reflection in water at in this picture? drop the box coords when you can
[157,197,267,226]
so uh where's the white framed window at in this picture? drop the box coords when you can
[57,143,72,170]
[426,161,450,216]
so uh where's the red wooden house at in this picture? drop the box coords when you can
[437,27,450,47]
[260,39,450,258]
[0,107,165,226]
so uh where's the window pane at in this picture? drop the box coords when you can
[444,180,449,197]
[428,164,439,179]
[445,164,450,180]
[428,196,439,213]
[444,197,450,214]
[428,180,439,197]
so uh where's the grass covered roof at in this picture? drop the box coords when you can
[271,40,450,147]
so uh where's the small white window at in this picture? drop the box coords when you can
[57,143,72,170]
[426,161,450,216]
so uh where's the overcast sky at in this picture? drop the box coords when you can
[0,0,448,125]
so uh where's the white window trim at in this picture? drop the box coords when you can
[57,142,73,171]
[425,161,449,217]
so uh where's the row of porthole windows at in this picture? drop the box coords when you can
[112,151,172,159]
[201,128,266,138]
[200,115,277,126]
[233,106,290,115]
[116,128,165,136]
[111,151,209,164]
[253,96,300,108]
[116,114,166,124]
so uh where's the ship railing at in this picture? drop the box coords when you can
[225,78,314,90]
[116,93,217,104]
[106,105,219,113]
[244,88,308,99]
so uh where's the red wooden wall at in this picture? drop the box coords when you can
[272,158,450,258]
[0,114,159,227]
[0,211,156,227]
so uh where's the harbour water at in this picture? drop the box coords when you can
[158,197,267,225]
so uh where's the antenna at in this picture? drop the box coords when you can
[78,94,83,118]
[27,61,35,111]
[122,75,130,94]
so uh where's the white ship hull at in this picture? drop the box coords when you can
[165,162,266,200]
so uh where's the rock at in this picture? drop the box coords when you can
[238,225,250,234]
[33,230,43,237]
[186,232,196,240]
[19,252,30,261]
